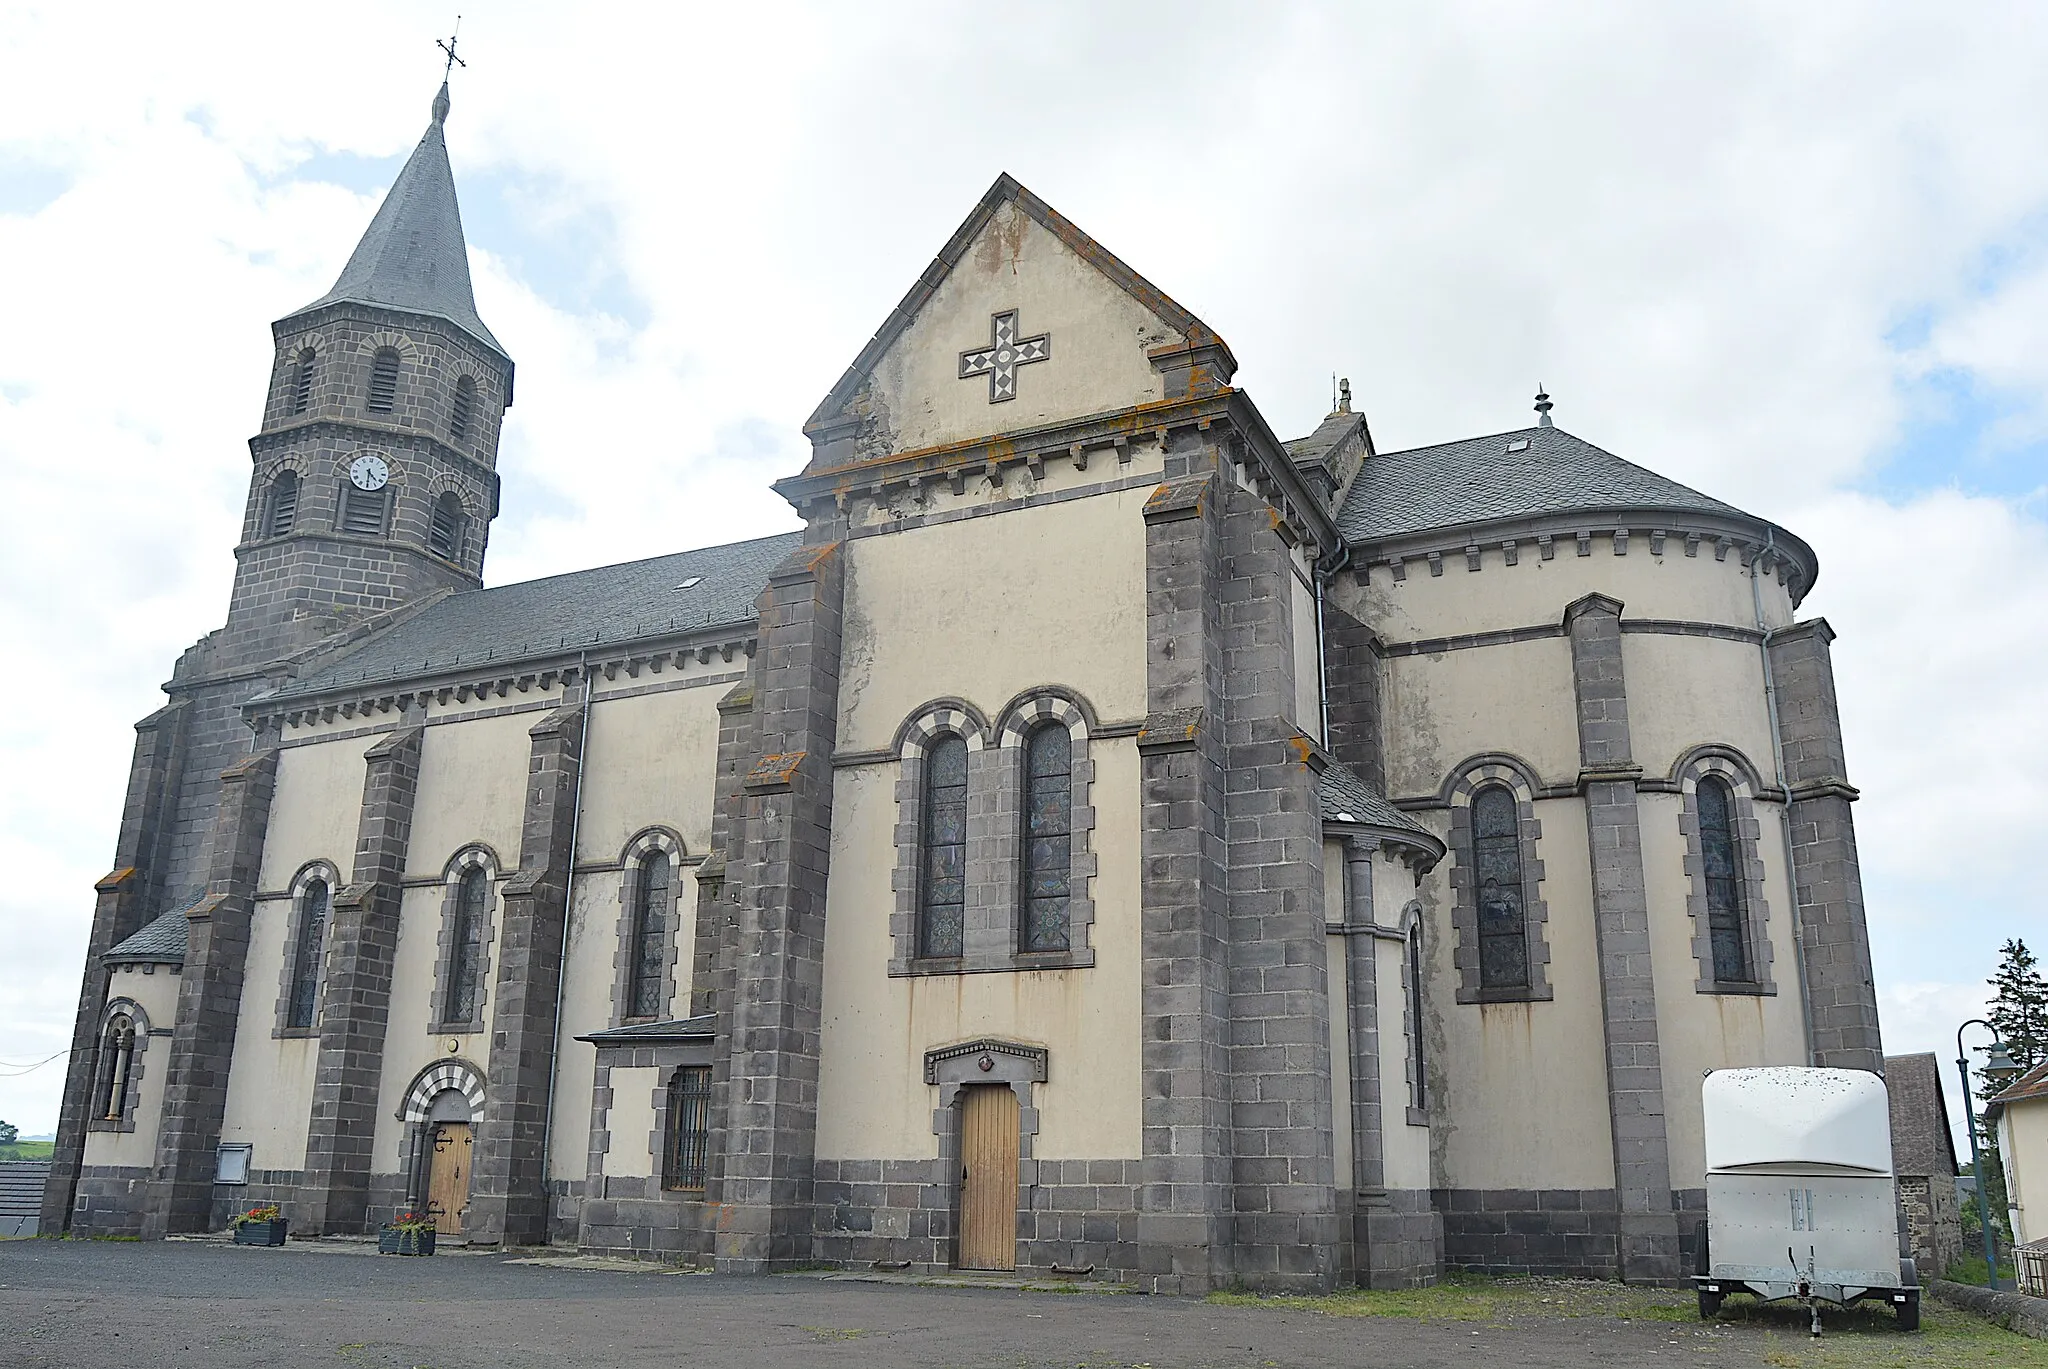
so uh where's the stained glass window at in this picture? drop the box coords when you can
[1698,777,1752,983]
[919,735,968,958]
[445,867,489,1023]
[1020,725,1072,953]
[286,877,329,1029]
[628,851,672,1018]
[1472,786,1529,990]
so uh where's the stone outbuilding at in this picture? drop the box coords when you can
[1885,1052,1962,1276]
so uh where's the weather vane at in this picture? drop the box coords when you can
[437,17,465,80]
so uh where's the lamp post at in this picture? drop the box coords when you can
[1956,1019,2021,1289]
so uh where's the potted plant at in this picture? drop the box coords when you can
[377,1210,436,1256]
[231,1204,287,1246]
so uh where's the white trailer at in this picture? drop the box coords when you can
[1696,1067,1919,1331]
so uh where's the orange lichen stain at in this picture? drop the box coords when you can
[1287,735,1316,766]
[747,751,806,787]
[96,867,138,891]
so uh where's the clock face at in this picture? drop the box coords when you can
[349,454,390,491]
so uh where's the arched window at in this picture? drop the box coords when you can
[429,491,464,560]
[96,1014,136,1122]
[367,347,400,413]
[1406,918,1427,1109]
[1471,785,1529,991]
[626,851,673,1019]
[341,484,388,537]
[1019,724,1072,953]
[1697,776,1752,984]
[291,347,317,415]
[286,876,330,1030]
[918,734,968,959]
[450,375,476,442]
[265,470,300,537]
[444,867,490,1023]
[663,1066,712,1192]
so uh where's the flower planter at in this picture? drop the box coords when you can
[378,1227,436,1256]
[232,1219,287,1247]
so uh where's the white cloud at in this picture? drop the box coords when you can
[5,1,2048,1131]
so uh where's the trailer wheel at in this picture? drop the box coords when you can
[1698,1289,1724,1320]
[1896,1291,1919,1332]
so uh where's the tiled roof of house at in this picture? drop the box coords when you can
[1991,1058,2048,1107]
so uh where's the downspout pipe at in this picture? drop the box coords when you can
[534,650,589,1242]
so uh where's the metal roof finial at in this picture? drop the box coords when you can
[1534,385,1554,428]
[1337,378,1352,415]
[433,18,465,123]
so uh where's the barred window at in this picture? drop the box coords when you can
[96,1015,136,1122]
[444,868,490,1023]
[450,375,476,442]
[265,471,300,537]
[663,1066,712,1192]
[1472,785,1530,991]
[286,877,330,1030]
[918,735,968,958]
[626,851,672,1019]
[341,485,387,537]
[1697,776,1752,983]
[1019,724,1072,953]
[429,491,463,560]
[367,347,400,412]
[292,348,316,415]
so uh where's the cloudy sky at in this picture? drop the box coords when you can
[2,3,2042,1140]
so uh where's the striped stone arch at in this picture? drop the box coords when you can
[893,698,991,759]
[992,689,1092,749]
[400,1059,485,1125]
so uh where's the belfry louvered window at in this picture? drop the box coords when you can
[265,471,300,537]
[291,348,316,415]
[1697,777,1753,984]
[918,735,968,959]
[626,851,672,1019]
[367,347,400,413]
[1471,785,1530,991]
[450,375,476,442]
[429,492,463,560]
[286,877,329,1030]
[341,486,387,537]
[444,868,489,1023]
[664,1066,712,1192]
[1020,724,1073,953]
[95,1014,136,1122]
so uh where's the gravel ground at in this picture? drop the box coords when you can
[0,1238,2033,1369]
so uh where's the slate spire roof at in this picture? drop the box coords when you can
[285,81,505,358]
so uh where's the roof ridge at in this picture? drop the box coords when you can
[456,528,803,600]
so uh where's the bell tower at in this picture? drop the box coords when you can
[223,78,514,668]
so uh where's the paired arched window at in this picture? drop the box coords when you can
[429,491,464,560]
[626,851,673,1019]
[291,348,317,415]
[1019,724,1072,953]
[443,867,490,1023]
[1471,785,1530,991]
[367,347,401,413]
[1696,776,1752,984]
[286,876,330,1030]
[96,1015,136,1122]
[450,375,476,442]
[265,471,300,537]
[663,1066,712,1192]
[918,734,969,959]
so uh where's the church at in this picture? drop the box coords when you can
[42,80,1885,1293]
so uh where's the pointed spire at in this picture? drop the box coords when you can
[1534,386,1554,427]
[285,81,505,359]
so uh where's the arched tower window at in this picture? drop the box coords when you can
[1019,723,1072,953]
[626,850,673,1019]
[96,1014,136,1122]
[286,876,330,1030]
[918,734,968,959]
[292,348,317,415]
[1471,784,1529,991]
[367,347,401,413]
[443,867,490,1023]
[1697,776,1753,984]
[450,375,476,442]
[265,470,300,538]
[429,491,464,560]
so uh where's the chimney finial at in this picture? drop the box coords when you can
[1534,385,1554,428]
[1337,378,1352,414]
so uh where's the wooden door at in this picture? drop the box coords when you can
[958,1085,1019,1271]
[426,1122,473,1236]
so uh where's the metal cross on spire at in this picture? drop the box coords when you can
[437,18,466,80]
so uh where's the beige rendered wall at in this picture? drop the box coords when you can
[1326,913,1353,1186]
[577,681,727,863]
[859,199,1179,458]
[815,740,1144,1162]
[546,873,626,1182]
[405,711,534,879]
[80,964,180,1169]
[1377,934,1433,1191]
[372,878,501,1172]
[1999,1098,2048,1244]
[1294,568,1322,743]
[1622,634,1779,784]
[601,1066,661,1179]
[1422,799,1618,1190]
[219,894,319,1170]
[259,734,378,890]
[836,484,1150,750]
[1380,638,1580,798]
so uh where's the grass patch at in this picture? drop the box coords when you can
[1208,1272,1694,1323]
[1721,1295,2048,1367]
[0,1142,54,1161]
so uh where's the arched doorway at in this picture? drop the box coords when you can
[422,1089,475,1237]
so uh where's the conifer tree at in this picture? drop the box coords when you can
[1988,938,2048,1073]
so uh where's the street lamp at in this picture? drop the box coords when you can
[1956,1019,2020,1289]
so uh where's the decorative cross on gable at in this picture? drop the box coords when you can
[958,310,1051,404]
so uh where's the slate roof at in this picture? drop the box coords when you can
[104,907,191,966]
[1884,1052,1960,1178]
[1318,761,1439,848]
[1284,410,1363,469]
[263,531,802,704]
[1337,423,1751,544]
[284,83,505,358]
[576,1014,715,1043]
